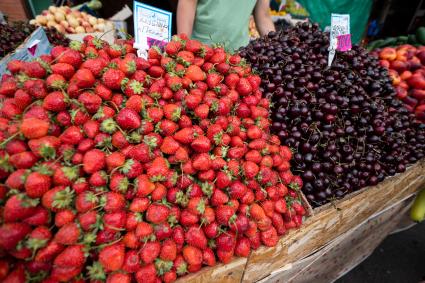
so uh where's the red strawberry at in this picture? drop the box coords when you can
[102,68,126,90]
[235,237,251,257]
[260,226,279,247]
[135,263,157,283]
[71,68,95,88]
[25,172,51,198]
[160,239,177,261]
[54,222,80,245]
[23,61,47,78]
[116,108,141,129]
[83,149,105,174]
[57,49,83,68]
[185,226,207,250]
[0,223,31,250]
[160,136,180,154]
[140,241,161,264]
[146,203,169,224]
[182,245,202,266]
[186,65,205,81]
[215,205,235,226]
[191,136,211,153]
[99,243,125,271]
[43,91,67,112]
[21,118,49,139]
[3,194,38,222]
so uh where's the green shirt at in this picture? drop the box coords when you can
[192,0,257,52]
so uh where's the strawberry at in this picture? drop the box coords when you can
[83,149,105,174]
[147,156,169,181]
[192,153,211,171]
[140,241,161,264]
[186,65,205,81]
[206,73,223,88]
[57,49,83,68]
[0,223,31,250]
[146,203,169,224]
[78,91,102,113]
[3,194,38,222]
[99,243,125,271]
[182,245,202,266]
[235,237,250,257]
[25,172,51,198]
[165,41,182,56]
[118,57,137,76]
[54,222,80,245]
[116,108,141,129]
[43,91,67,112]
[160,239,177,261]
[215,205,236,226]
[185,226,207,250]
[191,136,211,153]
[20,118,49,139]
[135,263,157,283]
[23,61,47,78]
[71,68,95,88]
[260,226,279,247]
[107,272,131,283]
[161,136,180,154]
[102,68,126,90]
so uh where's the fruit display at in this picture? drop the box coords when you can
[375,45,425,122]
[240,23,425,207]
[0,22,69,59]
[29,5,113,34]
[0,35,306,282]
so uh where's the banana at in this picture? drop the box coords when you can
[410,188,425,222]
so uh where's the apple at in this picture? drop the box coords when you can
[408,73,425,89]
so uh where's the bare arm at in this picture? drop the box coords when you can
[177,0,198,37]
[253,0,275,36]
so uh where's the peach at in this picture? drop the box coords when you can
[389,69,401,85]
[379,47,397,61]
[399,81,409,90]
[408,73,425,89]
[390,60,408,72]
[396,49,408,61]
[379,60,390,68]
[411,89,425,100]
[400,70,412,81]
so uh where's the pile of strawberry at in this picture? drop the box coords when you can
[0,34,305,283]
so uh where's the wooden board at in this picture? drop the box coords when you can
[179,159,425,283]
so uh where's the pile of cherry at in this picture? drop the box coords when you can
[0,35,305,283]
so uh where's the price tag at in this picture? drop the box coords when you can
[133,1,172,58]
[336,34,352,51]
[328,14,351,66]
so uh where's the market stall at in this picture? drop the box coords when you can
[0,1,424,283]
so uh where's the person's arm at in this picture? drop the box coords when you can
[253,0,275,36]
[177,0,198,37]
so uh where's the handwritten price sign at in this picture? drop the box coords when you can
[133,1,172,56]
[337,34,352,51]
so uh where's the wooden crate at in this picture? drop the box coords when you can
[177,159,425,283]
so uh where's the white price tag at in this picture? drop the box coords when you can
[328,14,351,67]
[133,1,172,57]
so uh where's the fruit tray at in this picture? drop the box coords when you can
[178,159,425,282]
